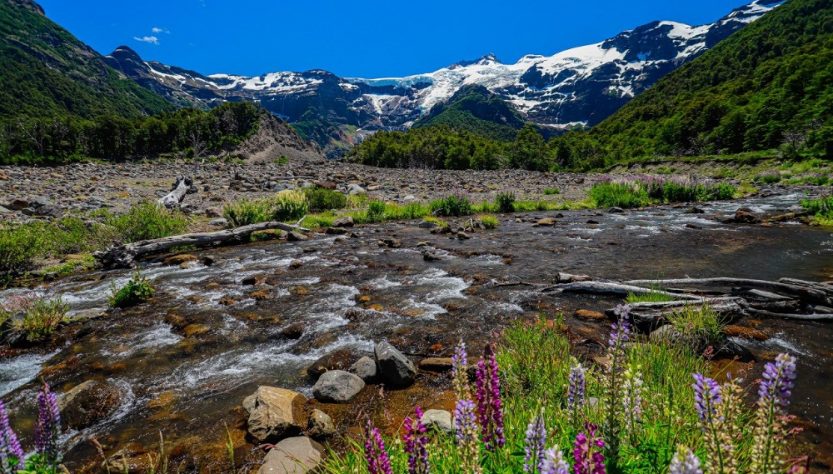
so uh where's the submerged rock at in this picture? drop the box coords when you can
[312,370,365,403]
[259,436,324,474]
[375,341,417,388]
[59,379,121,430]
[417,357,453,372]
[307,349,359,377]
[243,386,308,443]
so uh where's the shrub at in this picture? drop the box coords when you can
[667,305,726,348]
[754,173,781,184]
[108,202,188,242]
[16,298,69,342]
[543,187,560,195]
[431,195,473,217]
[110,272,155,308]
[478,215,499,229]
[494,192,516,213]
[0,224,45,276]
[802,196,833,226]
[589,182,650,208]
[223,198,273,227]
[400,203,429,220]
[365,201,387,223]
[304,187,347,212]
[272,190,309,221]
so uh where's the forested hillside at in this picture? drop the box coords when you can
[552,0,833,168]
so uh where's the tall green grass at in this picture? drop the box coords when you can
[801,196,833,226]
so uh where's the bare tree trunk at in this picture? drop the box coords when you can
[158,177,191,209]
[95,221,309,269]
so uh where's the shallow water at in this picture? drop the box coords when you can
[2,192,832,469]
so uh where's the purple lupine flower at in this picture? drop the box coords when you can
[454,399,482,474]
[539,447,570,474]
[692,374,721,426]
[451,339,471,401]
[669,447,703,474]
[750,353,799,473]
[363,419,392,474]
[608,305,631,348]
[567,361,587,413]
[474,343,505,451]
[603,305,630,451]
[573,423,606,474]
[523,413,547,473]
[34,383,61,462]
[758,353,797,410]
[403,406,429,474]
[539,447,569,474]
[0,401,24,472]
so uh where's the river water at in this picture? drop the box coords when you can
[1,192,832,470]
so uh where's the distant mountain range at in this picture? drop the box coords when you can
[105,0,781,155]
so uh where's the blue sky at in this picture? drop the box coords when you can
[38,0,752,78]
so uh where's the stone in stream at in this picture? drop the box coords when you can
[349,356,378,383]
[243,386,309,443]
[421,409,453,433]
[417,357,453,372]
[333,216,354,228]
[58,379,121,430]
[306,348,359,377]
[307,409,336,439]
[374,341,417,388]
[730,207,762,224]
[312,370,365,403]
[259,436,324,474]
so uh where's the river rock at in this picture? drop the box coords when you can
[333,216,354,227]
[312,370,365,403]
[243,386,308,442]
[421,409,453,433]
[375,341,417,388]
[534,217,556,226]
[349,356,378,382]
[731,207,762,224]
[307,409,336,439]
[58,380,121,430]
[417,357,453,372]
[574,309,605,320]
[259,436,324,474]
[307,348,359,377]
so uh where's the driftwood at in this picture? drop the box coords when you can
[744,307,833,321]
[158,177,193,209]
[625,277,831,306]
[543,281,701,300]
[611,297,747,330]
[95,221,309,269]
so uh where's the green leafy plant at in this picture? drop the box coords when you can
[430,195,473,217]
[365,201,387,223]
[16,297,68,342]
[589,182,651,208]
[107,203,188,242]
[303,187,347,212]
[222,198,273,227]
[110,272,155,308]
[478,214,499,229]
[495,192,516,213]
[543,188,560,195]
[272,189,309,221]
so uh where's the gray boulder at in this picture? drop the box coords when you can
[349,356,378,383]
[421,409,452,433]
[58,380,121,430]
[258,436,324,474]
[374,341,417,388]
[312,370,365,403]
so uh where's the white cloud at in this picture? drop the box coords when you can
[151,26,170,34]
[133,35,160,45]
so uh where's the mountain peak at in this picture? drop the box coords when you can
[108,45,143,61]
[452,53,500,69]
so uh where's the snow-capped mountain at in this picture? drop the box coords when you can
[106,0,781,154]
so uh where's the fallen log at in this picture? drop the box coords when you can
[625,277,831,306]
[778,278,833,295]
[744,307,833,321]
[543,281,701,300]
[95,221,310,269]
[158,177,193,209]
[610,298,747,331]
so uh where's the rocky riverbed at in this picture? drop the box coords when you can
[1,175,833,471]
[0,160,603,223]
